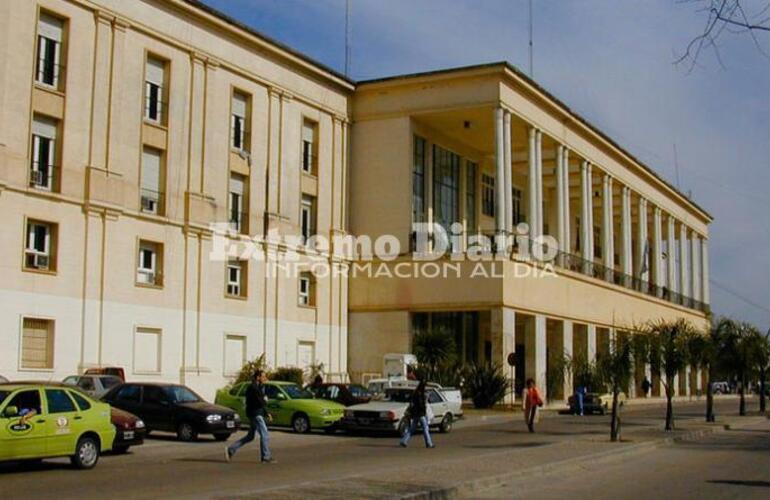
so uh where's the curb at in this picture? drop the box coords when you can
[400,416,767,500]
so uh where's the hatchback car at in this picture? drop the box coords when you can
[216,381,344,433]
[63,375,122,399]
[102,383,239,442]
[0,383,115,469]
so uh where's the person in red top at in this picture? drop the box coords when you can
[522,378,543,433]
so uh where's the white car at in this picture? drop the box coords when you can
[63,374,123,398]
[341,386,463,434]
[0,375,8,383]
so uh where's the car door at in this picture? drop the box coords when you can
[142,386,173,432]
[43,388,83,456]
[427,390,447,425]
[0,388,46,460]
[110,384,143,419]
[264,385,289,426]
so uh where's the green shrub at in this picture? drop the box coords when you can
[269,366,305,385]
[233,354,267,385]
[465,362,510,408]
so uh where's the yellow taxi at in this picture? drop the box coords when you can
[0,383,115,469]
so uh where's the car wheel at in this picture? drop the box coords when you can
[292,414,310,434]
[176,422,198,442]
[112,445,129,454]
[439,414,453,433]
[71,436,100,469]
[213,433,231,441]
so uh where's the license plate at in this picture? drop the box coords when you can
[123,431,134,440]
[226,421,235,428]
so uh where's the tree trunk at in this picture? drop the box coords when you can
[610,388,620,442]
[706,363,715,422]
[760,370,766,414]
[665,384,674,431]
[739,376,746,416]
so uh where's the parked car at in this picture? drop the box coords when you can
[341,386,463,434]
[0,382,115,469]
[110,407,146,454]
[63,375,123,399]
[102,383,239,442]
[711,381,731,394]
[0,375,8,383]
[84,367,125,382]
[568,392,627,415]
[215,381,345,433]
[308,383,372,407]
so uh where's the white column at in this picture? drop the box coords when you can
[644,364,652,398]
[556,145,566,252]
[562,148,571,253]
[494,108,506,235]
[691,235,701,304]
[636,197,648,282]
[621,186,632,283]
[667,215,677,294]
[701,238,710,305]
[580,161,593,266]
[535,315,547,402]
[652,207,663,295]
[493,308,516,402]
[503,111,513,235]
[679,225,689,299]
[586,164,594,261]
[535,130,544,238]
[586,324,597,364]
[602,174,614,279]
[527,128,538,242]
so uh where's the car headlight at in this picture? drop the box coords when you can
[206,414,222,423]
[135,420,145,429]
[321,408,331,416]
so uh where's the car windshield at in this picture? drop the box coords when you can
[0,390,9,406]
[349,385,370,398]
[281,384,314,400]
[384,389,413,403]
[102,377,121,389]
[164,386,201,403]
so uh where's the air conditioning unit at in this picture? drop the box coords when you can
[141,196,157,214]
[137,269,156,284]
[27,253,50,270]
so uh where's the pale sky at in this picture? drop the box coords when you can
[202,0,770,329]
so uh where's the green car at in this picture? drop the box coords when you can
[0,383,115,469]
[215,381,344,433]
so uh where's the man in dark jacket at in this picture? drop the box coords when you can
[399,380,434,448]
[225,370,274,463]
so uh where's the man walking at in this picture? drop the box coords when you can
[225,370,275,463]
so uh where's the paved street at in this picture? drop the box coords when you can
[0,397,766,499]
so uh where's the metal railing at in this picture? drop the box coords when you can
[140,188,165,216]
[29,162,59,191]
[36,59,66,89]
[228,210,249,234]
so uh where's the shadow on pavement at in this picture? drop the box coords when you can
[706,479,770,488]
[463,441,550,449]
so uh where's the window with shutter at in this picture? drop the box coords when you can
[36,13,64,89]
[22,318,54,369]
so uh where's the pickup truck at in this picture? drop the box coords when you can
[341,385,463,434]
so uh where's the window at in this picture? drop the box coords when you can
[300,195,316,242]
[512,187,523,225]
[21,318,54,369]
[25,219,57,272]
[136,240,162,286]
[6,390,42,416]
[412,136,427,224]
[226,260,246,297]
[45,389,76,413]
[228,174,247,234]
[143,386,167,405]
[224,335,246,376]
[134,328,161,373]
[301,119,318,174]
[466,161,477,231]
[30,115,59,191]
[231,91,249,151]
[482,174,495,217]
[140,146,164,215]
[115,385,140,403]
[70,391,91,411]
[432,145,460,242]
[77,377,95,392]
[298,272,315,307]
[263,384,280,400]
[36,13,65,89]
[144,56,166,124]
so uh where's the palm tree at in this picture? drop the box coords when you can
[412,327,457,382]
[596,334,633,442]
[720,320,763,416]
[645,319,694,431]
[758,330,770,414]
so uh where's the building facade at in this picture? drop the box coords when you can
[0,1,711,402]
[0,0,352,398]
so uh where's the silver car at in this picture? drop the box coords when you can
[63,374,123,398]
[0,375,8,383]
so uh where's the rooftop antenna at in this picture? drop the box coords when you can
[673,143,681,189]
[345,0,351,78]
[528,0,534,78]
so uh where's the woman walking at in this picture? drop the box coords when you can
[522,378,543,433]
[399,380,435,448]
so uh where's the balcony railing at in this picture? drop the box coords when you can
[229,210,249,234]
[140,188,165,216]
[144,95,168,124]
[36,59,66,89]
[29,162,59,191]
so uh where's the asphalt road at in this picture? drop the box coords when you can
[0,398,763,499]
[472,416,770,499]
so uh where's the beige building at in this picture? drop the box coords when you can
[348,64,711,401]
[0,1,711,403]
[0,0,352,398]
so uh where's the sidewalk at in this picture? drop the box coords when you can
[232,402,767,500]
